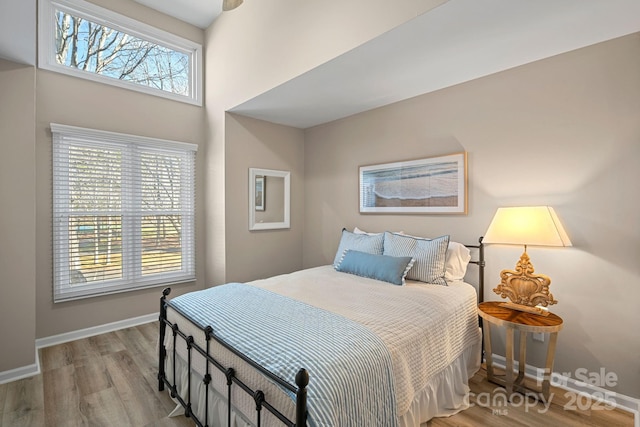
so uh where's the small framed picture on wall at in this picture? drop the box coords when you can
[255,175,265,211]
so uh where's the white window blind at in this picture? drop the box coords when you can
[52,123,196,302]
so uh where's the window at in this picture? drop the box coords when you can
[52,124,196,302]
[39,0,202,105]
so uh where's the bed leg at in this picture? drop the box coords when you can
[158,287,171,391]
[204,326,213,426]
[295,368,309,426]
[478,236,485,305]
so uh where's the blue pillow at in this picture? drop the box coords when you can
[383,232,450,286]
[335,250,415,285]
[333,228,384,268]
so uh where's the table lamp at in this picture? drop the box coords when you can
[483,206,571,316]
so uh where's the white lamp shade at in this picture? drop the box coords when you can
[483,206,572,247]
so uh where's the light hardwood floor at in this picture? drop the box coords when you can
[0,322,633,426]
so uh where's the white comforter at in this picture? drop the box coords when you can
[249,265,480,417]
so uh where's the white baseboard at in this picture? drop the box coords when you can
[0,352,39,385]
[490,354,640,427]
[35,312,158,348]
[0,313,157,384]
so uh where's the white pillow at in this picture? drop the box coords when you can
[445,241,471,282]
[353,227,382,236]
[353,227,404,235]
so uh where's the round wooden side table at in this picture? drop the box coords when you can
[478,301,563,400]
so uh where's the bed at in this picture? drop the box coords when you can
[158,231,485,427]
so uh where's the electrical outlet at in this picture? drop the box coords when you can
[533,332,545,342]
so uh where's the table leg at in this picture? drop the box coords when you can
[505,327,514,397]
[482,318,494,382]
[516,330,527,385]
[542,332,558,400]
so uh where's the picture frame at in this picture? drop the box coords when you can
[254,175,265,211]
[359,152,467,214]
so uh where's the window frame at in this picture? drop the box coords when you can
[38,0,203,106]
[51,123,197,302]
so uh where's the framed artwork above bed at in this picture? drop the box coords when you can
[359,152,467,214]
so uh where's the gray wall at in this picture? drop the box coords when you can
[2,0,637,403]
[0,59,36,372]
[203,0,448,288]
[303,33,640,398]
[34,0,206,338]
[0,0,208,375]
[224,114,305,283]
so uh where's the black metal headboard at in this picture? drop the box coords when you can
[464,236,485,304]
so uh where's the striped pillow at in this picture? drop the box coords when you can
[383,232,450,286]
[333,229,384,268]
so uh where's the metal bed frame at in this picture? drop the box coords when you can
[158,237,484,427]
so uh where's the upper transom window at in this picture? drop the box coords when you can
[38,0,202,105]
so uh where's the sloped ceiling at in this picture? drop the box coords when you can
[92,0,640,129]
[4,1,639,127]
[0,0,36,65]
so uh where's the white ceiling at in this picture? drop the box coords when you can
[133,0,223,29]
[135,0,640,129]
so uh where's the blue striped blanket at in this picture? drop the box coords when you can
[168,282,398,427]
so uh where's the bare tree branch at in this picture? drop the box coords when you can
[54,10,190,96]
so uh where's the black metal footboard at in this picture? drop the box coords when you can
[158,288,309,427]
